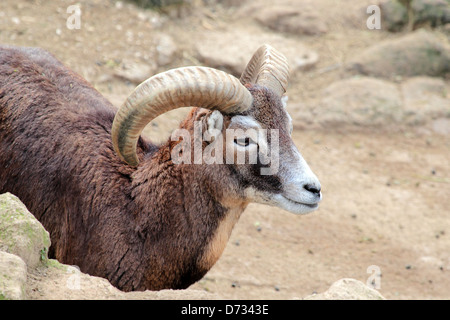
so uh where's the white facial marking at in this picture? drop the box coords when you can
[240,108,321,215]
[277,144,322,214]
[244,145,321,215]
[227,112,321,215]
[229,115,261,129]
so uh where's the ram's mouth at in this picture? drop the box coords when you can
[282,195,319,209]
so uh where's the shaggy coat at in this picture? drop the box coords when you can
[0,46,288,291]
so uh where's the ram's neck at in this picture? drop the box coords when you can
[197,197,248,273]
[130,143,248,289]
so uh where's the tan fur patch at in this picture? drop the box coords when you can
[199,202,247,271]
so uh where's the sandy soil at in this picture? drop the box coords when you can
[1,0,449,300]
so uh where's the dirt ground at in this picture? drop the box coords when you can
[1,0,449,300]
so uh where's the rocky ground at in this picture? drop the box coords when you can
[1,190,384,300]
[0,0,449,299]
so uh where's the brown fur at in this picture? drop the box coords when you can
[0,45,287,291]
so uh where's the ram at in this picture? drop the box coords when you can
[0,44,321,291]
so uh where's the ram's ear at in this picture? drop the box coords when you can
[207,110,223,132]
[205,110,224,141]
[192,109,223,141]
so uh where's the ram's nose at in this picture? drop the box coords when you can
[303,183,322,200]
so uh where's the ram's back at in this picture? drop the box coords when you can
[0,45,135,260]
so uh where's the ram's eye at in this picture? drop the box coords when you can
[234,137,251,147]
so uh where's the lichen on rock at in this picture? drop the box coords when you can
[0,193,51,269]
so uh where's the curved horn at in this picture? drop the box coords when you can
[111,66,253,166]
[240,44,290,97]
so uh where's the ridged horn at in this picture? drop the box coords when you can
[240,44,290,97]
[111,66,253,166]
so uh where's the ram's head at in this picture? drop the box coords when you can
[112,44,321,214]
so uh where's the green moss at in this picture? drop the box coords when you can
[43,259,68,271]
[39,248,48,262]
[0,193,51,267]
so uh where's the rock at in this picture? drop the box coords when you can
[152,289,219,300]
[195,28,318,77]
[195,33,248,76]
[346,29,450,78]
[430,117,450,135]
[27,260,126,300]
[304,278,385,300]
[113,59,157,84]
[0,193,50,269]
[253,6,328,36]
[0,193,219,300]
[154,33,177,67]
[401,76,450,124]
[311,75,449,127]
[316,77,403,126]
[26,258,219,300]
[0,251,27,300]
[294,50,319,71]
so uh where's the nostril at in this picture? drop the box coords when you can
[304,184,321,196]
